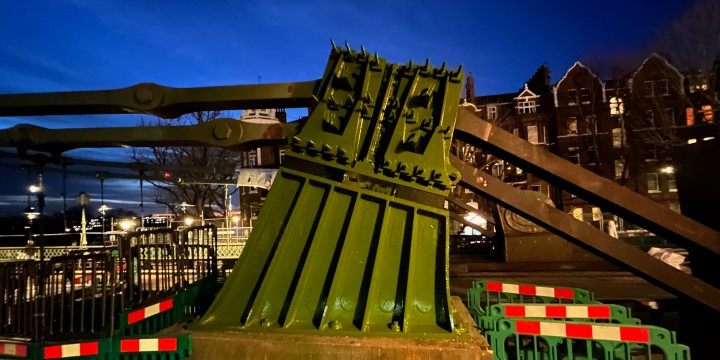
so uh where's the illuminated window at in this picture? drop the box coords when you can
[703,105,714,123]
[686,108,695,126]
[647,173,660,193]
[614,160,624,179]
[567,117,578,134]
[610,97,624,115]
[572,208,583,221]
[526,125,543,144]
[612,128,623,148]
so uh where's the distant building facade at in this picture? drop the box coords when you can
[237,108,287,226]
[463,53,720,233]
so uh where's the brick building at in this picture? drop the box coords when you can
[464,53,720,233]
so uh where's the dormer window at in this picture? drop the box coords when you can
[515,84,540,114]
[517,99,537,114]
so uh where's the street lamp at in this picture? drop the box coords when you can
[119,219,135,232]
[99,205,109,242]
[76,192,90,247]
[184,217,194,226]
[232,215,240,241]
[24,206,39,247]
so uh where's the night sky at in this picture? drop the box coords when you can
[0,0,697,216]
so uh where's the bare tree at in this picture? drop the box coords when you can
[131,111,241,218]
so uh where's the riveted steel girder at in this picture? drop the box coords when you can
[454,107,720,257]
[451,155,720,313]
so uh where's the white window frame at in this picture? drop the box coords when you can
[517,99,537,114]
[647,173,660,193]
[487,105,497,120]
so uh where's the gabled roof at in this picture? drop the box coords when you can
[628,53,685,95]
[515,84,539,100]
[553,61,606,106]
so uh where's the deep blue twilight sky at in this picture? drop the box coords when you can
[0,0,697,216]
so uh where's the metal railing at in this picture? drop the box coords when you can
[0,225,218,342]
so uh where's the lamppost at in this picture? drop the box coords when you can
[24,206,39,247]
[76,192,90,247]
[232,215,240,242]
[28,174,45,260]
[99,205,109,243]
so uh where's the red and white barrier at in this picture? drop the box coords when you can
[486,282,575,299]
[504,304,611,319]
[127,298,173,324]
[0,342,27,358]
[515,320,650,343]
[119,338,178,352]
[44,342,99,359]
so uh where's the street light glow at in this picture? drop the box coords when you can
[184,217,194,226]
[232,215,240,223]
[28,184,42,193]
[119,219,134,231]
[661,166,674,174]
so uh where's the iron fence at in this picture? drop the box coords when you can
[0,225,218,343]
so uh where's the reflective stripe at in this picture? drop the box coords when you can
[128,298,174,324]
[44,342,98,359]
[0,343,28,358]
[516,320,650,343]
[486,282,576,300]
[120,338,178,352]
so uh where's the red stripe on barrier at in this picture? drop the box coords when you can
[43,346,62,359]
[128,309,144,324]
[0,343,28,357]
[515,320,541,335]
[587,306,611,319]
[620,327,650,343]
[566,323,593,339]
[159,299,173,312]
[518,285,536,296]
[120,340,140,353]
[80,342,98,356]
[553,288,575,299]
[158,338,178,351]
[504,305,525,317]
[545,306,567,318]
[486,282,503,292]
